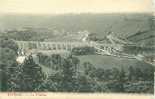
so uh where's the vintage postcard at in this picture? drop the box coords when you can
[0,0,154,99]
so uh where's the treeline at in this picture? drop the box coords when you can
[71,47,96,55]
[1,29,45,41]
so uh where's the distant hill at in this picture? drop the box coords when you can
[0,13,152,39]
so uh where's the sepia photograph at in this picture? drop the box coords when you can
[0,0,154,99]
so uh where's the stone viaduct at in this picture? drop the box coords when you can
[16,41,123,55]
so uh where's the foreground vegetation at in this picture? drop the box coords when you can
[0,38,154,93]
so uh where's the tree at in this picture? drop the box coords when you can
[117,67,126,92]
[76,74,94,92]
[37,55,80,92]
[108,67,126,92]
[51,54,62,70]
[83,62,95,76]
[61,56,79,92]
[0,38,18,52]
[111,67,120,80]
[39,72,63,92]
[94,68,105,81]
[0,38,18,91]
[18,55,45,91]
[128,66,136,81]
[142,67,154,81]
[104,69,113,81]
[135,68,143,80]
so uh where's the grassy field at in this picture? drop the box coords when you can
[76,55,153,71]
[40,54,154,75]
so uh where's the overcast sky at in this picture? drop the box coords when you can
[0,0,153,14]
